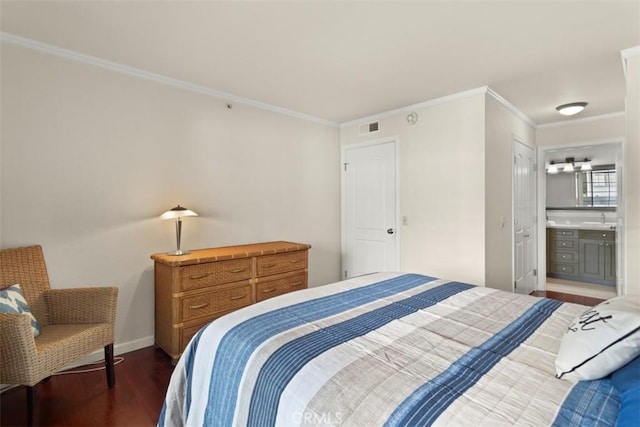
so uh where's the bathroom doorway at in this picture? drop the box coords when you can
[541,142,623,300]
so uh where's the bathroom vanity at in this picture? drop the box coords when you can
[546,225,616,286]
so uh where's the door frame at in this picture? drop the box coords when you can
[536,139,624,295]
[512,136,538,294]
[341,137,401,279]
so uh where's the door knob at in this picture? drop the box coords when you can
[387,228,395,234]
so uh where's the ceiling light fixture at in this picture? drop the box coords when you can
[556,102,588,116]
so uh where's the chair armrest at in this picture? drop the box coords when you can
[0,313,38,384]
[45,287,118,324]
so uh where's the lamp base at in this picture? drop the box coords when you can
[166,250,191,256]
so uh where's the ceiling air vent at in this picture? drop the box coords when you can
[359,121,380,135]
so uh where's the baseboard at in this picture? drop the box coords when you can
[65,335,156,367]
[0,335,155,394]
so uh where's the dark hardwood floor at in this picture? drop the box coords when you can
[0,346,174,427]
[530,290,605,306]
[0,290,602,426]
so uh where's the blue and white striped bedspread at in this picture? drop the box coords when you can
[159,272,619,426]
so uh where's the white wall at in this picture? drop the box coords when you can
[0,44,342,352]
[484,96,536,292]
[340,93,486,285]
[624,53,640,295]
[537,114,625,146]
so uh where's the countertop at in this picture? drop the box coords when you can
[546,221,616,231]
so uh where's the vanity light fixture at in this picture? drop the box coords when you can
[556,102,588,116]
[546,157,592,174]
[160,204,198,256]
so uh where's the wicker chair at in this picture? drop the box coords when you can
[0,245,118,425]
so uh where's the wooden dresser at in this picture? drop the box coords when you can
[151,241,311,362]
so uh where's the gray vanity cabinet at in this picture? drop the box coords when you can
[547,228,616,286]
[547,229,579,277]
[578,230,616,285]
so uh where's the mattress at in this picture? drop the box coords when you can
[159,272,619,426]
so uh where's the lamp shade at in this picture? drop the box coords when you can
[160,205,198,220]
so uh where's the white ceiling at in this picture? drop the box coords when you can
[1,1,638,125]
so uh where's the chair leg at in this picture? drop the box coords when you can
[26,385,34,427]
[105,343,116,388]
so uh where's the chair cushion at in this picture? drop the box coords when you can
[0,284,42,336]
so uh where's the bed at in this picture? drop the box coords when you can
[158,272,638,426]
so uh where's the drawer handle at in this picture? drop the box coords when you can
[229,268,247,273]
[230,294,246,300]
[188,302,209,310]
[289,282,303,288]
[262,263,277,268]
[189,273,210,280]
[261,288,276,293]
[290,259,302,264]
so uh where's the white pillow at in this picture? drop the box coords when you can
[555,295,640,381]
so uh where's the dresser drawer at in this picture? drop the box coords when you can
[180,318,210,350]
[550,263,577,275]
[549,229,579,238]
[579,230,615,241]
[257,251,307,277]
[553,239,577,250]
[179,283,252,322]
[256,272,307,302]
[180,258,252,291]
[551,250,578,263]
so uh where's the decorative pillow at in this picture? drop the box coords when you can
[0,284,42,337]
[611,356,640,427]
[555,295,640,381]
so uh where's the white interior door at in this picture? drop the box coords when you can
[343,140,397,279]
[514,140,537,295]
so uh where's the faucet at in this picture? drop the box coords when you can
[601,212,605,224]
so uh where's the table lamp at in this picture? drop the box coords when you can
[160,205,198,255]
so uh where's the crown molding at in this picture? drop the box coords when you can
[621,45,640,79]
[340,86,489,129]
[0,32,339,128]
[341,86,537,129]
[537,111,625,130]
[485,87,538,128]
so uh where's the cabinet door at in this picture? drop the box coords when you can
[579,239,604,280]
[604,242,616,282]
